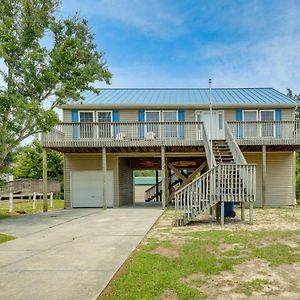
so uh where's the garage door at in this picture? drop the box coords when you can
[71,170,114,207]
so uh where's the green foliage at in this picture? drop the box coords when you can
[134,170,160,177]
[287,89,300,199]
[287,88,300,120]
[0,0,111,168]
[13,140,63,182]
[0,233,15,243]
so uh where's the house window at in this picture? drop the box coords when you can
[260,110,275,137]
[145,111,160,138]
[162,111,178,138]
[97,111,112,138]
[243,110,258,137]
[79,111,94,138]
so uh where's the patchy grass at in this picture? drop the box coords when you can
[234,278,270,296]
[99,208,300,300]
[0,199,64,220]
[0,233,15,244]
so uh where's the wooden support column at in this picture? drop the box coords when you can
[155,170,159,202]
[42,148,48,212]
[262,145,267,209]
[165,158,169,207]
[220,201,224,225]
[102,147,107,209]
[161,146,166,209]
[249,202,254,225]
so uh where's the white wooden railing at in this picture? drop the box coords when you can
[41,121,204,148]
[224,122,247,164]
[175,164,256,226]
[202,123,216,168]
[227,121,300,145]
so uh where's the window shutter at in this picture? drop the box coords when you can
[71,110,78,122]
[275,108,282,137]
[113,110,120,136]
[178,110,185,138]
[112,110,119,122]
[138,110,145,139]
[72,110,79,139]
[236,110,243,139]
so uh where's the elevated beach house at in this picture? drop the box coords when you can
[41,88,298,225]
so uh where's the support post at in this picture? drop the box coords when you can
[33,192,36,209]
[9,193,13,213]
[262,145,267,209]
[249,202,254,225]
[50,192,53,208]
[102,147,107,209]
[43,148,48,212]
[220,201,224,225]
[161,146,166,208]
[241,202,245,221]
[155,170,159,202]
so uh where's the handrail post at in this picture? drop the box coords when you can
[161,146,166,208]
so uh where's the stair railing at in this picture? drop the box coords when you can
[225,122,247,165]
[202,123,216,168]
[175,163,256,226]
[144,173,177,201]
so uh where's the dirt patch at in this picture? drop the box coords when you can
[157,289,178,300]
[151,246,180,257]
[181,259,300,300]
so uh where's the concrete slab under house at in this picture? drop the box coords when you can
[40,87,299,225]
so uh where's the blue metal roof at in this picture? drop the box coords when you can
[65,88,297,107]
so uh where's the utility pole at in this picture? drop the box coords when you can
[209,78,213,168]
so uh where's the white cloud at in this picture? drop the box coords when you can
[61,0,183,37]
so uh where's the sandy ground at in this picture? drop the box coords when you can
[148,207,300,299]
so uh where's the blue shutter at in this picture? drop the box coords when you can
[71,110,79,139]
[112,110,120,136]
[138,110,145,139]
[178,110,185,138]
[275,108,282,137]
[236,110,243,139]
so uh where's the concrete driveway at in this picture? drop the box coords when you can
[0,207,162,300]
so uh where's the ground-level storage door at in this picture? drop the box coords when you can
[71,170,114,208]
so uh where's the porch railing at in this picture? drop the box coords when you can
[227,121,300,145]
[41,121,204,148]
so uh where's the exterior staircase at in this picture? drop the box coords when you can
[145,173,181,202]
[212,140,234,164]
[175,122,256,226]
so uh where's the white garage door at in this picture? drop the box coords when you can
[71,170,114,208]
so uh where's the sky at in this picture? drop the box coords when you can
[59,0,300,94]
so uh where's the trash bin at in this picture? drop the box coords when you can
[224,202,235,218]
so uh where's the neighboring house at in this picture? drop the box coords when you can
[134,177,161,203]
[41,88,298,224]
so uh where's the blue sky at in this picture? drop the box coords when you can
[60,0,300,94]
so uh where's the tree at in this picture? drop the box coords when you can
[14,140,63,182]
[287,88,300,200]
[287,88,300,120]
[0,0,111,169]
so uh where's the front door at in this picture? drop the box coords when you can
[196,111,224,139]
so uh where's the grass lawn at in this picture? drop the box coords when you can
[0,199,64,220]
[0,233,15,244]
[99,208,300,300]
